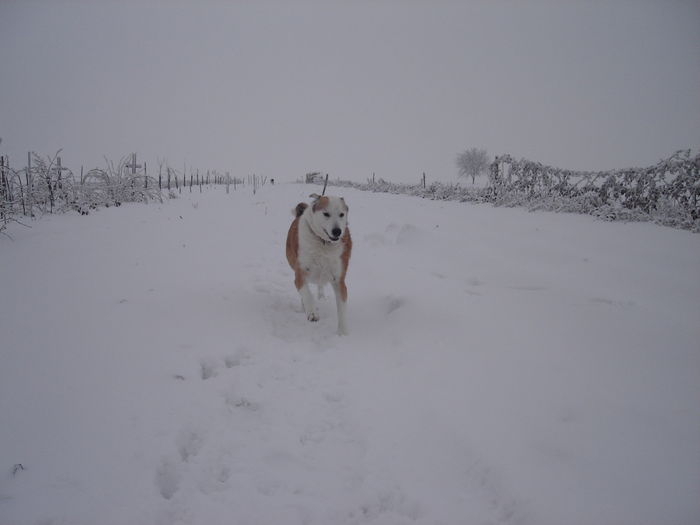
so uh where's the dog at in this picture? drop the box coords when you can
[286,193,352,335]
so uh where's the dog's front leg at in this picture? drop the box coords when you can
[295,268,318,322]
[332,281,348,335]
[299,283,319,322]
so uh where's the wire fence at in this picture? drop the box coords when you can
[0,151,266,234]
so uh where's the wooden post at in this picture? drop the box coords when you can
[26,152,32,216]
[47,156,69,213]
[0,155,6,221]
[422,172,426,188]
[53,156,68,191]
[0,155,5,202]
[7,155,13,203]
[321,173,329,196]
[125,153,142,175]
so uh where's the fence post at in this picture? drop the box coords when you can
[0,155,6,222]
[7,155,14,203]
[26,152,33,217]
[1,155,5,201]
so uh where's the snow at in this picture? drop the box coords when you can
[1,183,699,525]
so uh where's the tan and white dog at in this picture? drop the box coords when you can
[286,193,352,335]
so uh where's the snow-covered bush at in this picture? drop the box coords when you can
[79,156,161,211]
[490,150,699,230]
[0,152,164,222]
[1,150,250,231]
[320,150,700,232]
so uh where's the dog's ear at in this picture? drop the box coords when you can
[310,194,330,212]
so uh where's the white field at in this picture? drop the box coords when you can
[1,183,699,525]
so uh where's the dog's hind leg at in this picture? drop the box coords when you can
[332,281,348,336]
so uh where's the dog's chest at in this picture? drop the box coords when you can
[298,231,343,285]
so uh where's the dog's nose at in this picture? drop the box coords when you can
[332,227,342,238]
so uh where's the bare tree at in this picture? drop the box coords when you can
[457,147,490,184]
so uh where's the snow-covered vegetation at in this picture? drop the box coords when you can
[0,152,244,235]
[328,150,700,232]
[1,182,699,525]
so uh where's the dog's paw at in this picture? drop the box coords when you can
[307,311,319,322]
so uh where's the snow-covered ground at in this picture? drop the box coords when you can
[1,183,699,525]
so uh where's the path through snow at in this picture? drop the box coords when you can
[1,184,699,525]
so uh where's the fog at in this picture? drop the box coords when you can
[1,0,699,183]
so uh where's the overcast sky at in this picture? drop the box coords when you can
[1,0,699,183]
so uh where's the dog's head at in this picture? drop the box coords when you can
[308,193,349,243]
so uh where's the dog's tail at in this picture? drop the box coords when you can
[292,202,308,218]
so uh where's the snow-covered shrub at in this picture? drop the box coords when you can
[0,152,164,222]
[25,152,77,215]
[79,156,161,210]
[317,150,699,232]
[489,150,699,230]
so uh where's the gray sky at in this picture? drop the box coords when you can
[1,0,699,183]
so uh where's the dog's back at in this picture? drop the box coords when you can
[286,202,308,270]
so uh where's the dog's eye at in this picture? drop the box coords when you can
[323,212,330,218]
[339,213,345,218]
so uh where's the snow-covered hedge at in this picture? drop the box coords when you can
[323,150,700,232]
[0,152,162,231]
[0,152,241,233]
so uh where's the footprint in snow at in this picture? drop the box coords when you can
[590,297,635,308]
[154,429,205,501]
[224,393,261,413]
[176,429,205,463]
[200,358,219,380]
[155,458,181,500]
[384,295,407,315]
